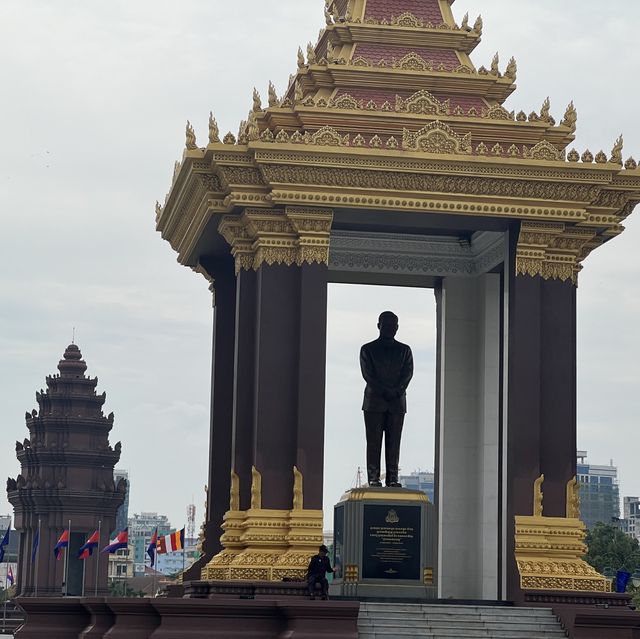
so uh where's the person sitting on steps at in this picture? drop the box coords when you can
[306,544,335,600]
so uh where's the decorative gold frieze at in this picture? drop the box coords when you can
[202,466,323,582]
[516,221,597,284]
[219,207,333,273]
[515,476,611,593]
[402,121,472,154]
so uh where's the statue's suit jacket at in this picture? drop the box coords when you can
[360,338,414,414]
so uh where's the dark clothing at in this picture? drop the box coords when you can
[306,554,334,598]
[364,411,404,486]
[360,337,413,484]
[360,338,414,414]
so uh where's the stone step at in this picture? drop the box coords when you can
[358,604,567,639]
[359,629,566,639]
[359,604,554,615]
[359,619,563,631]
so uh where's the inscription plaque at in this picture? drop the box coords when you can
[362,504,421,580]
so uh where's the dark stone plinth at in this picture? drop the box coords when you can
[13,595,360,639]
[278,600,360,639]
[149,599,281,639]
[184,579,310,599]
[15,597,89,639]
[79,598,114,639]
[332,487,437,600]
[524,590,640,638]
[104,599,159,639]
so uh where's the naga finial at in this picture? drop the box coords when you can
[505,57,517,81]
[540,97,551,122]
[293,466,304,510]
[610,135,624,165]
[294,80,304,103]
[561,101,577,132]
[461,12,469,29]
[208,111,220,143]
[566,476,581,519]
[297,46,306,68]
[324,1,333,25]
[307,42,317,65]
[473,15,483,35]
[491,52,500,76]
[252,88,263,112]
[185,120,198,150]
[230,470,240,511]
[533,474,544,517]
[251,466,262,510]
[268,81,279,107]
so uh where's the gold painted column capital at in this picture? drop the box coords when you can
[515,221,597,285]
[218,207,334,273]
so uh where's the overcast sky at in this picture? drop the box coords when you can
[1,1,639,534]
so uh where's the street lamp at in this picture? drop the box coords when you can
[632,570,640,588]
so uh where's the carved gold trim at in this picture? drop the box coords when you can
[566,476,581,520]
[340,487,429,502]
[514,476,611,593]
[516,221,598,285]
[202,466,323,582]
[219,207,334,273]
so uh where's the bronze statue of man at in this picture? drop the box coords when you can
[360,311,414,488]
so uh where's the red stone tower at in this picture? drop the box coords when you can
[6,344,125,597]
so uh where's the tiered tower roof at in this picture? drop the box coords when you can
[156,0,640,283]
[8,344,124,508]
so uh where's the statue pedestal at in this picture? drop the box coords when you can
[330,487,437,600]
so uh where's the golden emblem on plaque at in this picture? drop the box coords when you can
[385,509,400,524]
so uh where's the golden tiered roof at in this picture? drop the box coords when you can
[157,0,640,283]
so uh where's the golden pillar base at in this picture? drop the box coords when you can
[202,508,323,581]
[515,514,611,593]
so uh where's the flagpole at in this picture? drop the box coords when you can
[3,569,7,634]
[34,519,41,597]
[94,521,101,597]
[64,520,71,597]
[151,531,156,599]
[81,555,86,598]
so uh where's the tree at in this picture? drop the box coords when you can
[584,522,640,574]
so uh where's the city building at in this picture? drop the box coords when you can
[622,496,640,542]
[400,471,436,503]
[113,469,129,534]
[576,451,620,529]
[128,512,172,576]
[156,542,199,576]
[0,515,18,588]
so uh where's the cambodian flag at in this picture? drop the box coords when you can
[54,529,69,560]
[0,524,9,563]
[78,530,100,560]
[147,528,158,567]
[102,528,128,554]
[7,566,14,586]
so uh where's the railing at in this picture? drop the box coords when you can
[0,602,24,635]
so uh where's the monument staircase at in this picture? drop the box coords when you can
[358,602,568,639]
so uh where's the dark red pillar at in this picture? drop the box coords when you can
[233,262,329,511]
[506,266,577,600]
[185,256,236,580]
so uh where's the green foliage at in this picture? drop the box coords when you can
[584,522,640,574]
[0,585,16,603]
[108,580,144,598]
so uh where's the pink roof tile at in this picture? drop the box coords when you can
[364,0,444,23]
[354,44,459,70]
